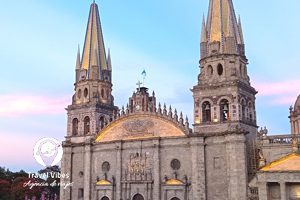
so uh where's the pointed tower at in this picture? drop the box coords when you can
[193,0,257,135]
[67,2,117,139]
[193,1,257,199]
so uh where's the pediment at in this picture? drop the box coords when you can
[260,153,300,172]
[95,114,187,142]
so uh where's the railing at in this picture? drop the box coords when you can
[268,134,300,144]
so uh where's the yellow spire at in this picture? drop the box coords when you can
[81,2,108,74]
[204,0,244,55]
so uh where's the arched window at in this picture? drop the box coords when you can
[220,99,229,122]
[101,197,109,200]
[132,194,144,200]
[72,118,79,135]
[101,89,104,98]
[84,116,90,135]
[84,88,88,98]
[202,101,211,123]
[241,99,246,120]
[248,102,253,121]
[99,116,105,129]
[217,64,223,76]
[171,198,180,200]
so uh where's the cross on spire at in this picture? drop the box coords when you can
[136,81,143,89]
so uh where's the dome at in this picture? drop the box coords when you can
[294,95,300,111]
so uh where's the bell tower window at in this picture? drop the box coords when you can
[72,118,79,135]
[202,101,212,123]
[248,102,253,121]
[217,64,223,76]
[220,99,229,122]
[84,116,90,135]
[241,99,246,120]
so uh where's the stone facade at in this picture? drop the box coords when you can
[60,1,300,200]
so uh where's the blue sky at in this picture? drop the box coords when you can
[0,0,299,172]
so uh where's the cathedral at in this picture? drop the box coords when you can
[60,0,300,200]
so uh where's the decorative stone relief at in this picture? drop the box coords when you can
[123,119,154,136]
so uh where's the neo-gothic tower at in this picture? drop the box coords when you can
[192,1,258,198]
[193,0,257,137]
[67,2,117,140]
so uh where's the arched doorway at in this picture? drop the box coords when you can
[101,196,109,200]
[132,193,144,200]
[171,198,180,200]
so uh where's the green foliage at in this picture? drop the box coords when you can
[0,166,61,200]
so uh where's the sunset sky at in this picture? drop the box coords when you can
[0,0,300,172]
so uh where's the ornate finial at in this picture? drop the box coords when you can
[121,106,125,115]
[174,109,178,121]
[168,106,173,118]
[152,91,155,97]
[179,112,184,125]
[185,116,189,128]
[126,104,129,114]
[158,103,162,114]
[163,104,167,115]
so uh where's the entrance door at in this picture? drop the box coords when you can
[132,194,144,200]
[101,197,109,200]
[171,198,180,200]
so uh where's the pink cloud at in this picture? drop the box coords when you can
[254,79,300,96]
[253,79,300,106]
[0,132,64,171]
[0,94,70,117]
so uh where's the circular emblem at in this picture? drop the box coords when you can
[170,159,181,170]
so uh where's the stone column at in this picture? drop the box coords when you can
[225,134,247,200]
[84,140,92,199]
[280,182,287,200]
[153,139,161,200]
[190,137,206,200]
[60,144,72,200]
[258,182,268,200]
[115,141,122,200]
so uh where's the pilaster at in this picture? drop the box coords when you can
[190,137,206,200]
[115,141,122,200]
[84,140,92,199]
[153,139,161,200]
